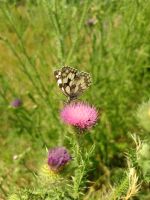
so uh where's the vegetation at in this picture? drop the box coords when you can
[0,0,150,199]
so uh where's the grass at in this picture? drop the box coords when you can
[0,0,150,199]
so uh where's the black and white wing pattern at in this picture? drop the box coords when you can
[54,66,92,101]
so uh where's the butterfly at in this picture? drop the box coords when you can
[54,66,92,102]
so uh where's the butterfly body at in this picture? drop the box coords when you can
[54,66,92,102]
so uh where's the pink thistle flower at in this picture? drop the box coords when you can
[60,102,98,129]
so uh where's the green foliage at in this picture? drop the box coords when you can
[0,0,150,199]
[137,99,150,133]
[138,142,150,182]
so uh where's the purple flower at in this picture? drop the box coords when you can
[60,102,98,130]
[11,99,22,108]
[48,147,71,172]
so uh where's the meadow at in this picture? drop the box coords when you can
[0,0,150,199]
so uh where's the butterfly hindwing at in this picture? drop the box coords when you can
[54,66,91,101]
[70,72,91,97]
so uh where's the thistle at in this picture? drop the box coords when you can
[47,146,72,172]
[39,147,71,185]
[60,102,98,130]
[11,98,22,108]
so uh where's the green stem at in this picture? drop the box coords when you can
[65,0,90,63]
[1,6,49,100]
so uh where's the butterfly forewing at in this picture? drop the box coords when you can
[54,66,91,101]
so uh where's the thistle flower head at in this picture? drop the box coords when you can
[48,147,71,172]
[11,98,22,108]
[60,102,98,129]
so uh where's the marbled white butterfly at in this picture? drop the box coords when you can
[54,66,92,102]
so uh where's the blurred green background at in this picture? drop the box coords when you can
[0,0,150,199]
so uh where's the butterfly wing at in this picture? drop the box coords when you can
[54,66,78,97]
[69,72,92,99]
[54,66,92,101]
